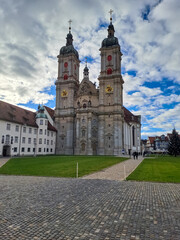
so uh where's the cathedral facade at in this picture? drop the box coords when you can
[55,17,141,156]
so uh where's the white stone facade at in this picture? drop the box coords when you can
[0,103,56,157]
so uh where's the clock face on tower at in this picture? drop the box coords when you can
[105,85,113,93]
[61,90,68,97]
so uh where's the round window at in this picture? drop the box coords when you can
[64,62,68,68]
[107,55,112,61]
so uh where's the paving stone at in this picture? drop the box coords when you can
[0,175,179,239]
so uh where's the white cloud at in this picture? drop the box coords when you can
[0,0,179,138]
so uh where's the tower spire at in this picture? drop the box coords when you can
[109,9,113,24]
[83,57,89,79]
[68,19,72,33]
[107,9,115,37]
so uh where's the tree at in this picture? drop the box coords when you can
[168,128,180,157]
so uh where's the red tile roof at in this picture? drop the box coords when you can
[148,137,155,144]
[48,122,57,132]
[44,106,55,119]
[0,100,57,131]
[123,107,141,124]
[0,100,38,127]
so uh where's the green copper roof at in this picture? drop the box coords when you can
[102,36,119,48]
[36,112,47,119]
[60,45,79,59]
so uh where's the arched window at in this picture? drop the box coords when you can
[81,143,85,152]
[82,130,85,137]
[107,68,112,75]
[88,100,91,107]
[83,103,86,108]
[132,126,135,146]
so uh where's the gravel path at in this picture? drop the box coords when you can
[82,156,143,181]
[0,157,10,167]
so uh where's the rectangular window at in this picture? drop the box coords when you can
[38,148,41,152]
[15,125,19,132]
[14,147,17,152]
[22,137,26,143]
[44,139,46,144]
[33,148,35,152]
[34,129,37,134]
[28,138,31,144]
[47,148,49,152]
[34,138,36,144]
[29,128,32,134]
[39,129,43,135]
[45,129,47,135]
[40,120,43,125]
[23,127,26,133]
[51,132,53,137]
[44,148,46,152]
[39,138,42,144]
[47,131,49,136]
[47,140,49,145]
[22,147,25,152]
[6,123,11,130]
[51,140,53,145]
[15,136,18,143]
[50,148,53,152]
[28,148,31,152]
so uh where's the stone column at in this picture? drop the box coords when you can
[75,117,80,155]
[65,117,74,155]
[87,115,92,155]
[98,115,105,155]
[113,115,122,155]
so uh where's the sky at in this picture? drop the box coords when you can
[0,0,180,139]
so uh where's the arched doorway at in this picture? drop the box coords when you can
[3,145,11,157]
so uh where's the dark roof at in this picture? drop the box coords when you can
[44,106,55,119]
[0,100,57,132]
[48,122,57,132]
[123,107,141,124]
[0,100,38,127]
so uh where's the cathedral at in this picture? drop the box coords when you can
[55,13,141,156]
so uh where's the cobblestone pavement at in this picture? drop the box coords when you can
[0,157,10,167]
[0,175,179,240]
[82,157,143,181]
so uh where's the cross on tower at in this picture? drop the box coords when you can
[109,9,113,23]
[68,19,72,32]
[85,57,87,67]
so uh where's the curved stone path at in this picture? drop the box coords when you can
[82,156,143,181]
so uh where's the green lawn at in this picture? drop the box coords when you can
[127,156,180,183]
[0,155,128,178]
